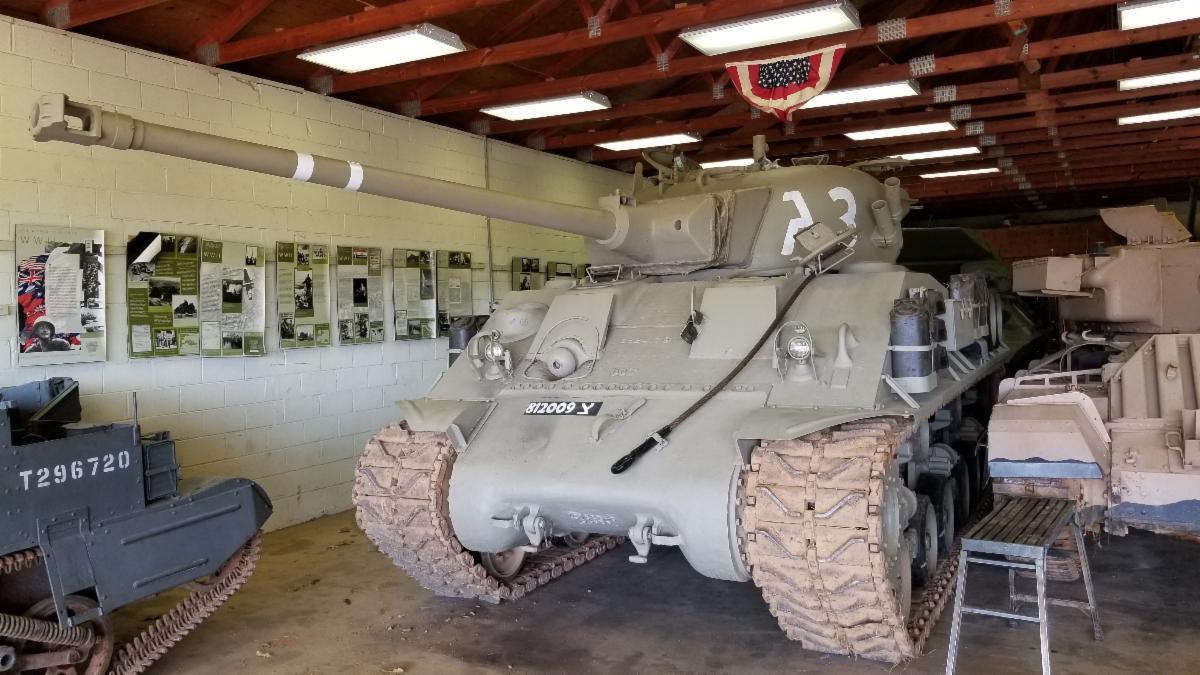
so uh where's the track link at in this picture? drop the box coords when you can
[740,417,983,663]
[353,426,622,604]
[0,534,260,675]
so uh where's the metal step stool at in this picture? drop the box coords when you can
[944,497,1103,675]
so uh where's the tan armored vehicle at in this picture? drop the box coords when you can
[990,205,1200,540]
[33,94,1016,662]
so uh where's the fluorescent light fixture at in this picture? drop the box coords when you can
[1118,66,1200,90]
[891,146,981,161]
[920,168,1000,179]
[1118,106,1200,125]
[297,24,466,73]
[700,158,754,169]
[1117,0,1200,30]
[595,133,701,152]
[678,0,859,56]
[802,80,920,109]
[480,92,611,121]
[845,121,956,141]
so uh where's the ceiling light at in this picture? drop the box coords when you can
[846,121,956,141]
[481,92,611,121]
[297,24,466,73]
[802,80,920,109]
[1118,106,1200,125]
[1118,66,1200,90]
[595,133,701,152]
[678,0,860,56]
[920,168,1000,179]
[891,146,981,161]
[700,158,754,169]
[1117,0,1200,30]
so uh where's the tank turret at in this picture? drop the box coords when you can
[30,93,1011,666]
[31,94,908,277]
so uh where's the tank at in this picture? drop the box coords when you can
[0,377,271,674]
[989,205,1200,547]
[31,94,1018,663]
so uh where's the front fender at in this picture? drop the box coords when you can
[398,398,493,450]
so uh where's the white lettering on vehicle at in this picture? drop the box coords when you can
[780,187,858,255]
[18,451,131,491]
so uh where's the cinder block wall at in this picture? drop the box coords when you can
[0,17,631,529]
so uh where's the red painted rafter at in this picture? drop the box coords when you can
[324,0,825,94]
[400,0,569,111]
[487,49,1199,137]
[212,0,519,66]
[413,0,1130,116]
[41,0,166,29]
[193,0,275,64]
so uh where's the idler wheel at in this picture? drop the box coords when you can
[480,548,527,581]
[18,596,113,675]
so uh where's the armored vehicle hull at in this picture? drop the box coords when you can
[33,94,1017,662]
[0,378,271,674]
[990,206,1200,543]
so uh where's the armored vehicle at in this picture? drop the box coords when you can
[0,377,271,674]
[32,94,1016,662]
[989,205,1200,542]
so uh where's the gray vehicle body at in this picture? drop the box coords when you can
[0,377,271,628]
[427,264,1006,580]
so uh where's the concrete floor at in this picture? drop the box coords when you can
[118,511,1200,675]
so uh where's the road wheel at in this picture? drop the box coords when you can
[908,495,938,586]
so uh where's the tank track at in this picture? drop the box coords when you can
[354,426,623,604]
[740,416,983,663]
[0,534,261,675]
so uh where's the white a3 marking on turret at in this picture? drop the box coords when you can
[780,188,857,255]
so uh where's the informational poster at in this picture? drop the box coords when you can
[546,260,578,279]
[128,233,200,358]
[336,246,384,344]
[512,256,545,292]
[393,248,437,340]
[438,250,474,334]
[277,242,331,349]
[15,225,106,366]
[199,240,266,357]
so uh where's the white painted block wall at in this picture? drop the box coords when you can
[0,17,631,529]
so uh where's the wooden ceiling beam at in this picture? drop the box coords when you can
[193,0,275,64]
[324,0,825,94]
[895,146,1200,181]
[41,0,166,29]
[414,0,1130,116]
[210,0,519,66]
[547,79,1200,151]
[491,49,1200,138]
[590,86,1200,161]
[911,163,1200,198]
[400,0,568,111]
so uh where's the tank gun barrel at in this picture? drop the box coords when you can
[29,94,617,241]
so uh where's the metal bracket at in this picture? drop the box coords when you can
[933,85,958,103]
[882,374,920,409]
[965,121,985,136]
[587,15,602,38]
[909,54,936,77]
[877,17,907,43]
[995,0,1013,16]
[626,516,683,564]
[521,510,549,552]
[656,52,670,72]
[950,104,973,121]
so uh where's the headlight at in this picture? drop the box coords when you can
[786,335,812,362]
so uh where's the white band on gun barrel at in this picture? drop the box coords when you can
[291,152,315,182]
[345,162,364,191]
